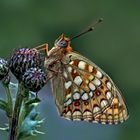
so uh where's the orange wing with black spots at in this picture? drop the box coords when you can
[51,51,128,124]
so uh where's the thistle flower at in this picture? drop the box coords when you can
[9,48,43,80]
[0,57,9,80]
[22,68,46,92]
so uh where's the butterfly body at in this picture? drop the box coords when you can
[44,34,128,124]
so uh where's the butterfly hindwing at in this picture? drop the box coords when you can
[51,51,128,124]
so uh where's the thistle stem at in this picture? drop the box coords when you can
[9,82,25,140]
[18,90,29,128]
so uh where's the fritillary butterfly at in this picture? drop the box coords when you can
[36,19,129,124]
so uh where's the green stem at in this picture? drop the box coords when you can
[9,82,25,140]
[18,90,29,128]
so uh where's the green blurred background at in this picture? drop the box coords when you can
[0,0,140,140]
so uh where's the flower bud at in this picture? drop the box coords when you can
[22,68,46,92]
[0,57,9,80]
[9,48,43,80]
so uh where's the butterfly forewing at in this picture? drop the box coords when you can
[51,51,128,124]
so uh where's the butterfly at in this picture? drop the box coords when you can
[36,19,129,124]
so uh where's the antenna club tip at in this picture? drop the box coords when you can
[98,18,103,23]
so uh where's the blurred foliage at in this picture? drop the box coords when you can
[0,0,140,140]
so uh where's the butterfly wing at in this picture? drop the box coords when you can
[51,51,129,124]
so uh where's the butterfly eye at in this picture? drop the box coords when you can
[56,40,68,48]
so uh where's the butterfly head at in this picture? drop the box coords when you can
[55,34,71,48]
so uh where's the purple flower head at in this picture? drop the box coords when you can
[0,57,9,80]
[22,68,46,92]
[9,48,44,80]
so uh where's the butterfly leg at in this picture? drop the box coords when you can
[34,43,49,56]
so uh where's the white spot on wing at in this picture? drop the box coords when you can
[96,70,103,78]
[106,91,112,100]
[93,78,101,86]
[63,71,68,78]
[93,106,100,114]
[73,92,80,100]
[101,122,106,124]
[74,76,82,85]
[89,82,96,91]
[65,81,72,89]
[78,61,86,69]
[73,111,82,116]
[88,65,93,72]
[89,91,93,98]
[81,92,89,101]
[64,99,72,106]
[67,66,72,73]
[65,111,71,116]
[69,61,74,65]
[107,81,112,90]
[73,111,82,120]
[83,111,92,116]
[101,100,108,108]
[83,111,92,121]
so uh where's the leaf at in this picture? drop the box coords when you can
[0,99,12,118]
[0,99,8,112]
[18,108,45,139]
[23,97,41,118]
[0,124,9,132]
[9,82,18,89]
[25,98,41,106]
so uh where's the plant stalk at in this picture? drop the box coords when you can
[9,82,25,140]
[18,90,29,129]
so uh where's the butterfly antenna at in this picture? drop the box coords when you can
[69,18,103,41]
